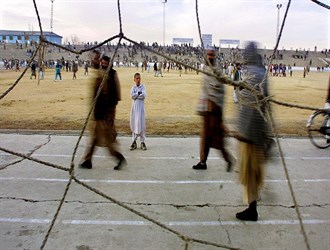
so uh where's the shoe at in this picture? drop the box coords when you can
[192,162,207,170]
[114,157,127,170]
[141,142,147,150]
[236,201,258,221]
[130,141,137,150]
[79,159,92,169]
[226,161,233,172]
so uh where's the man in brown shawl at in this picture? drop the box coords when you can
[193,49,234,172]
[80,52,126,170]
[235,41,272,221]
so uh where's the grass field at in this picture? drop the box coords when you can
[0,67,328,136]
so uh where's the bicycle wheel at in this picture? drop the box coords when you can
[307,110,330,149]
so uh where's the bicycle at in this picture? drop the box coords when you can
[307,108,330,149]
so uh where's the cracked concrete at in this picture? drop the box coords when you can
[0,134,51,170]
[1,196,329,210]
[215,207,232,245]
[0,133,329,250]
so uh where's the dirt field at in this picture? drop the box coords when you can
[0,67,328,135]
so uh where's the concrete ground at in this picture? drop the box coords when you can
[0,132,329,250]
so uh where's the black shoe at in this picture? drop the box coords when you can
[141,142,147,151]
[226,161,233,172]
[192,162,207,170]
[130,141,137,150]
[114,157,127,170]
[236,201,258,221]
[79,159,92,169]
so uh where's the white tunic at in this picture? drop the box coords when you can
[130,84,146,134]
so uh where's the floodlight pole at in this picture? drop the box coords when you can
[50,0,54,33]
[276,4,282,43]
[162,0,167,46]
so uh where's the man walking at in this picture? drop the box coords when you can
[80,52,126,170]
[193,49,234,171]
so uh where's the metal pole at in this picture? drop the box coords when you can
[50,0,54,33]
[162,0,167,46]
[276,4,282,42]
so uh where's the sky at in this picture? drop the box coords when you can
[0,0,329,50]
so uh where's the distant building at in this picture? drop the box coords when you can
[172,38,194,46]
[202,34,212,49]
[0,30,62,45]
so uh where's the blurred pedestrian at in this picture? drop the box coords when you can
[193,49,234,171]
[80,52,126,170]
[235,42,272,221]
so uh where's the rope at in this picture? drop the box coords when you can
[0,146,69,172]
[40,177,73,250]
[266,104,311,250]
[0,42,42,100]
[310,0,330,9]
[73,176,240,250]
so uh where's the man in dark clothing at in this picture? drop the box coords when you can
[30,62,37,79]
[80,52,126,170]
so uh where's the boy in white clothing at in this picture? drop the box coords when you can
[130,73,147,150]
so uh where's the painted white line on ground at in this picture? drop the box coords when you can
[169,219,330,226]
[0,177,329,184]
[1,153,329,160]
[0,218,51,224]
[64,220,151,226]
[1,218,329,226]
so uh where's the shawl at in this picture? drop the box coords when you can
[196,66,225,115]
[236,64,270,152]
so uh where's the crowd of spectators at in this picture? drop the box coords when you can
[1,39,329,74]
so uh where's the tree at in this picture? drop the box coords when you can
[70,34,80,45]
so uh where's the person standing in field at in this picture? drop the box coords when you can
[130,73,147,150]
[233,62,242,104]
[193,49,234,171]
[54,61,62,81]
[15,59,20,72]
[30,61,37,79]
[227,62,235,79]
[288,64,292,77]
[235,41,272,221]
[72,60,78,80]
[153,61,158,77]
[157,61,163,77]
[178,64,182,77]
[80,52,126,170]
[84,61,89,75]
[39,65,44,80]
